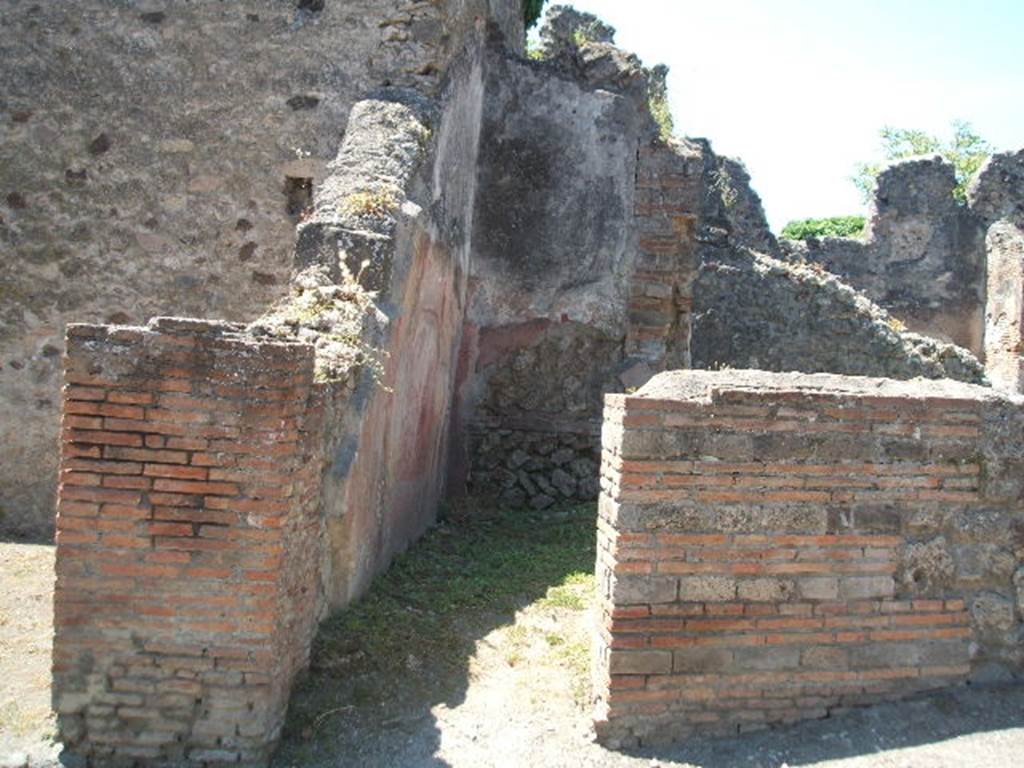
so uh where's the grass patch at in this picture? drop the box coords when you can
[539,571,593,610]
[555,640,592,708]
[283,503,597,743]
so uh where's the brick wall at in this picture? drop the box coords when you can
[594,369,1023,747]
[53,318,324,766]
[627,143,700,366]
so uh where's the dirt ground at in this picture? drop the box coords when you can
[275,601,1024,768]
[2,538,1024,768]
[0,543,58,768]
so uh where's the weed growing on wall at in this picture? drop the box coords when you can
[251,264,386,385]
[648,92,674,142]
[711,167,739,209]
[339,189,399,219]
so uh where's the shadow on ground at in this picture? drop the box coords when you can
[272,502,1024,768]
[633,683,1024,768]
[272,502,597,768]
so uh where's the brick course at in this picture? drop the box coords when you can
[53,319,324,766]
[594,370,1023,747]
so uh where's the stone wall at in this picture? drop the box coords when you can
[780,157,986,355]
[449,14,701,508]
[0,0,522,538]
[693,247,986,384]
[52,319,325,766]
[282,68,482,608]
[975,150,1024,392]
[51,52,488,764]
[594,369,1023,747]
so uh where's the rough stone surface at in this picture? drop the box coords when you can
[780,156,986,354]
[969,149,1024,226]
[693,247,986,383]
[0,0,522,538]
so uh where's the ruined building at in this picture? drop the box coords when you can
[0,1,1022,764]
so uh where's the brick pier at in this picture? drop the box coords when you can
[52,319,324,766]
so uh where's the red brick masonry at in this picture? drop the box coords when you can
[593,370,1022,747]
[52,319,324,766]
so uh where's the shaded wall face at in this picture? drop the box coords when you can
[985,221,1024,392]
[316,49,488,609]
[322,229,470,609]
[0,0,519,538]
[451,50,701,509]
[468,53,641,329]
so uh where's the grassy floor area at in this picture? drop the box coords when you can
[276,503,598,764]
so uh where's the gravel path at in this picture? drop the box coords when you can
[2,541,1023,768]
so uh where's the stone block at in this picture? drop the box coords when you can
[733,646,801,671]
[800,646,849,669]
[849,643,920,670]
[840,576,895,600]
[737,578,795,602]
[611,575,677,604]
[672,648,733,674]
[798,577,839,601]
[677,576,735,602]
[609,650,672,675]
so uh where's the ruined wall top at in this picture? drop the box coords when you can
[969,149,1024,226]
[635,368,1007,406]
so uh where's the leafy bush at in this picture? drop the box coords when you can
[780,215,866,241]
[523,0,545,28]
[852,121,992,204]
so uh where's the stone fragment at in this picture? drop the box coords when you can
[505,448,528,473]
[970,592,1017,637]
[899,537,955,595]
[550,448,575,466]
[530,493,555,510]
[550,468,576,497]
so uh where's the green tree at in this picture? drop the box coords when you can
[852,120,992,204]
[780,215,866,241]
[523,0,546,29]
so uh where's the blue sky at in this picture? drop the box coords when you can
[560,1,1024,231]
